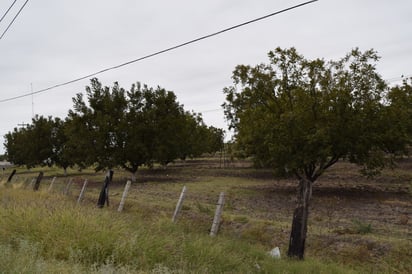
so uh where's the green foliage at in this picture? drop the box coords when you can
[4,78,224,176]
[223,47,408,181]
[352,219,372,234]
[384,78,412,155]
[195,201,213,214]
[68,79,129,171]
[66,79,224,173]
[4,116,66,168]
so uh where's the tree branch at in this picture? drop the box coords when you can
[312,155,340,182]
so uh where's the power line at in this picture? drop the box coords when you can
[0,0,30,40]
[0,0,319,104]
[386,74,412,83]
[0,0,18,24]
[201,108,222,113]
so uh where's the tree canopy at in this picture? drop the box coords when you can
[4,78,224,179]
[5,115,57,169]
[223,47,405,180]
[223,47,411,259]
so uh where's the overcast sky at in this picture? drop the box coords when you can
[0,0,411,154]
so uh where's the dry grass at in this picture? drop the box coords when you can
[0,158,411,273]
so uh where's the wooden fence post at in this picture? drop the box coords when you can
[118,180,132,212]
[63,178,73,195]
[106,170,113,206]
[33,172,44,191]
[97,171,113,208]
[6,169,16,183]
[48,177,57,192]
[172,185,187,223]
[210,192,225,237]
[77,179,88,204]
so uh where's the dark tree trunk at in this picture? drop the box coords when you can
[287,178,313,259]
[33,171,44,191]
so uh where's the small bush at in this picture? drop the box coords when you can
[352,219,372,234]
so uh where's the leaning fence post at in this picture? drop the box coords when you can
[118,180,132,212]
[48,177,57,192]
[33,172,44,191]
[77,179,88,204]
[172,185,187,223]
[210,192,225,237]
[106,170,113,206]
[98,171,113,208]
[6,169,16,183]
[63,178,73,195]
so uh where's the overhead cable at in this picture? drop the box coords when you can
[0,0,319,103]
[0,0,18,24]
[0,0,30,40]
[386,74,412,83]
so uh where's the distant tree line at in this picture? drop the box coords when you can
[4,78,224,180]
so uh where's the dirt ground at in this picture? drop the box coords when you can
[121,157,411,271]
[134,158,411,223]
[18,157,410,272]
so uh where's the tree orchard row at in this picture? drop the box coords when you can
[5,79,224,181]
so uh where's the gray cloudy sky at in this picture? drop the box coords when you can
[0,0,411,154]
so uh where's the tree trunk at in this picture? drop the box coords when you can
[287,178,313,259]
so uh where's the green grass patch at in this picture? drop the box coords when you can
[0,187,357,273]
[1,160,411,273]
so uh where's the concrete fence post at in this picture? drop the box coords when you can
[210,192,225,237]
[63,178,73,195]
[77,179,88,204]
[48,177,57,192]
[172,185,187,223]
[118,180,132,212]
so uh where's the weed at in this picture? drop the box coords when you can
[0,187,357,273]
[195,201,212,214]
[232,215,249,224]
[352,219,373,234]
[1,159,411,273]
[181,205,191,211]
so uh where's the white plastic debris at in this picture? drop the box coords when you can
[268,247,281,259]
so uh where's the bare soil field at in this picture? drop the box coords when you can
[123,158,412,272]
